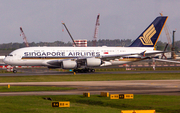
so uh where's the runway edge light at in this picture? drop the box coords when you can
[8,84,10,88]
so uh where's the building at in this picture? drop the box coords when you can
[73,39,87,47]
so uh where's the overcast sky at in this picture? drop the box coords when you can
[0,0,179,44]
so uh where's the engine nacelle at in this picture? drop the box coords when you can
[86,58,102,67]
[61,60,77,69]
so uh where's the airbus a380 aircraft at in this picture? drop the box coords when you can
[4,16,168,73]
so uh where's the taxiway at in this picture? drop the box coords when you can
[0,80,179,96]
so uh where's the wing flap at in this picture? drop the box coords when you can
[100,53,141,60]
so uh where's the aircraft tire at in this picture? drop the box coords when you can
[81,69,86,73]
[73,69,78,73]
[13,70,17,73]
[74,69,95,73]
[85,68,90,73]
[88,69,91,73]
[91,69,95,73]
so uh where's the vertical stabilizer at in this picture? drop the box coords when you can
[129,16,168,47]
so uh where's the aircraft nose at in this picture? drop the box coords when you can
[3,57,9,64]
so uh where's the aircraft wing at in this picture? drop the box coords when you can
[46,52,144,67]
[99,53,142,61]
[46,51,169,67]
[154,59,180,63]
[99,51,169,60]
[144,51,170,57]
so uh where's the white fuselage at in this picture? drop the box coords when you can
[3,46,160,68]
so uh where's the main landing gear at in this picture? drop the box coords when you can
[73,68,95,73]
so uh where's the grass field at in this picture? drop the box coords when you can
[1,66,180,74]
[0,95,179,113]
[0,72,180,113]
[0,73,180,83]
[0,70,13,73]
[0,86,75,92]
[56,66,180,72]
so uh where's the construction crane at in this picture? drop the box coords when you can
[62,22,77,47]
[20,27,29,47]
[160,13,176,59]
[93,14,100,46]
[159,13,172,47]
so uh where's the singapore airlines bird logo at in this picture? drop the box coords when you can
[139,24,156,45]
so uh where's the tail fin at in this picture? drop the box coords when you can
[129,16,168,47]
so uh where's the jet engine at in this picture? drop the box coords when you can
[61,60,77,69]
[86,58,102,67]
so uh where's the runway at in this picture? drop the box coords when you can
[1,68,180,76]
[0,68,180,96]
[0,80,179,96]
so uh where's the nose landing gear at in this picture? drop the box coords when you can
[13,69,17,73]
[12,67,17,73]
[6,65,17,73]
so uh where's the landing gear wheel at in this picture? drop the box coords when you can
[73,69,77,72]
[80,69,84,73]
[88,69,91,73]
[91,69,95,73]
[13,70,17,73]
[74,69,95,73]
[83,68,89,73]
[74,69,81,73]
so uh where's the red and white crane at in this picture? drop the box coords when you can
[20,27,29,47]
[93,14,100,46]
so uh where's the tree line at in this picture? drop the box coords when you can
[0,39,179,53]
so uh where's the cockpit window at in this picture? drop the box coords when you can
[8,54,13,56]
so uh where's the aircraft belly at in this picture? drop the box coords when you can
[19,60,44,66]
